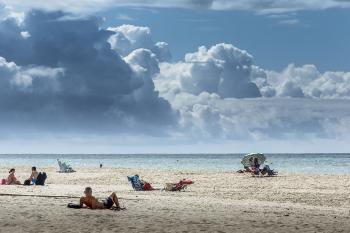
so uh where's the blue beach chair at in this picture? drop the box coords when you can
[127,175,143,191]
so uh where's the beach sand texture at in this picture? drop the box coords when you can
[0,167,349,233]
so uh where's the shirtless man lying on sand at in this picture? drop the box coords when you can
[80,187,121,209]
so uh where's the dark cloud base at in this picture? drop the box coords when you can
[0,10,177,135]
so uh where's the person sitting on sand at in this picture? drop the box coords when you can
[80,187,120,209]
[7,168,21,185]
[252,158,260,175]
[28,166,39,184]
[237,166,252,173]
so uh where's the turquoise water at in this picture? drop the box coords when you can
[0,154,349,174]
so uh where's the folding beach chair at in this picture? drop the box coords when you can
[57,159,76,173]
[165,179,194,191]
[127,175,143,191]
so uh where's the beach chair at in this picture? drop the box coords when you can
[127,175,155,191]
[127,175,143,191]
[164,179,194,191]
[57,159,76,173]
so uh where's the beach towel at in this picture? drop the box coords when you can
[127,175,143,191]
[67,203,81,209]
[67,203,126,211]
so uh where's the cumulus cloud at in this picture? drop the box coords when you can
[0,10,176,134]
[154,42,350,141]
[265,64,350,99]
[108,24,171,62]
[157,43,261,98]
[153,89,350,140]
[1,7,350,145]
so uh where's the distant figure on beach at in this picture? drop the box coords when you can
[100,163,103,168]
[253,158,260,175]
[28,167,39,184]
[80,187,120,209]
[7,168,21,185]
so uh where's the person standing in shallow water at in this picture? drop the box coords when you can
[100,163,103,168]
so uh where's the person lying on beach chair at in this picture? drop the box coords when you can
[7,168,21,185]
[127,175,154,191]
[79,187,121,210]
[164,179,194,191]
[57,159,75,173]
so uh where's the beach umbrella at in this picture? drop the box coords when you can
[241,153,266,167]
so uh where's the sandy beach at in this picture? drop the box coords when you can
[0,166,349,233]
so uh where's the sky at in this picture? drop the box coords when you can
[0,0,350,153]
[100,7,350,72]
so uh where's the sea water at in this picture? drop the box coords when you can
[0,154,349,174]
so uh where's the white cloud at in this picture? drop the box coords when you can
[153,42,350,140]
[108,24,171,61]
[155,88,350,140]
[157,43,261,98]
[116,13,134,21]
[0,56,64,90]
[1,10,350,145]
[265,64,350,99]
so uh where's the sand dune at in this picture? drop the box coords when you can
[0,167,349,233]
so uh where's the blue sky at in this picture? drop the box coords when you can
[100,7,350,72]
[0,1,350,153]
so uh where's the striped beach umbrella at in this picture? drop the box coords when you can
[241,153,266,167]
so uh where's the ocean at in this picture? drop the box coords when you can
[0,154,349,174]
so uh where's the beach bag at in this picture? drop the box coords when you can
[24,179,31,186]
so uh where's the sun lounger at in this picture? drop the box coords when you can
[127,175,154,191]
[127,175,144,191]
[164,179,194,191]
[57,159,76,173]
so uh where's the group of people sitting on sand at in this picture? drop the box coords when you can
[1,167,47,185]
[237,157,278,176]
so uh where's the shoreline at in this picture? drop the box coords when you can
[1,165,350,176]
